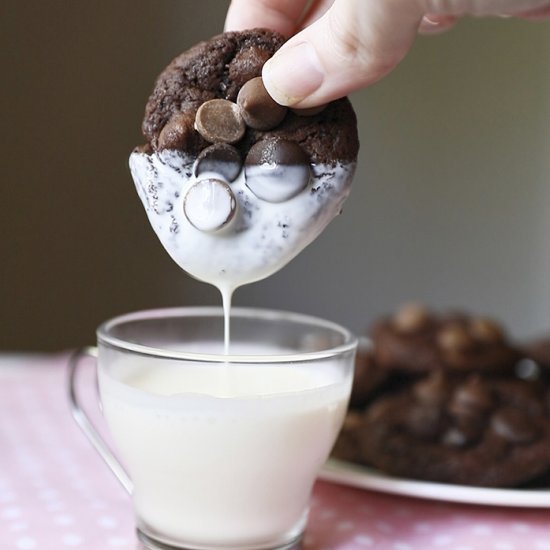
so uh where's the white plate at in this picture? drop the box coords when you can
[320,459,550,508]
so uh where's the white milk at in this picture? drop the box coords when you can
[99,344,350,548]
[129,150,355,295]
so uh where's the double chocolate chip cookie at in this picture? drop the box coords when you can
[130,29,359,289]
[370,303,520,374]
[358,371,550,487]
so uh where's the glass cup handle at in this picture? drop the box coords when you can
[67,346,133,495]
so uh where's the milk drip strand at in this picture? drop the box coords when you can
[130,30,359,310]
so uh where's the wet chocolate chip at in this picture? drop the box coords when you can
[393,303,430,333]
[291,104,327,117]
[194,99,246,144]
[244,138,311,202]
[469,317,504,343]
[490,407,540,444]
[158,112,196,150]
[237,77,287,131]
[183,178,236,232]
[194,144,242,182]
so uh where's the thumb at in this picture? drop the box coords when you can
[262,0,425,108]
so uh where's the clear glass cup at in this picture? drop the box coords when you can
[68,307,357,550]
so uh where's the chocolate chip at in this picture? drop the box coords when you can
[291,104,327,117]
[237,77,287,130]
[194,99,246,144]
[194,144,242,182]
[449,378,493,418]
[393,303,430,333]
[438,324,474,354]
[183,178,236,232]
[490,407,540,444]
[405,405,442,440]
[442,423,482,448]
[244,138,310,202]
[414,371,449,405]
[469,317,504,343]
[158,112,196,150]
[442,427,468,447]
[228,47,272,91]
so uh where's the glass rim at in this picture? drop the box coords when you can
[96,306,357,364]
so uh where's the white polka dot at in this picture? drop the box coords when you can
[16,537,37,550]
[90,500,107,510]
[38,489,58,501]
[9,521,29,532]
[432,534,454,546]
[45,501,65,512]
[359,504,374,515]
[392,506,412,518]
[535,541,550,550]
[511,522,531,533]
[1,506,21,519]
[107,537,130,547]
[471,524,493,535]
[414,522,433,533]
[0,490,16,503]
[71,479,89,491]
[62,534,83,546]
[337,521,355,531]
[97,515,117,529]
[375,521,394,534]
[393,542,412,550]
[354,535,375,547]
[318,508,336,520]
[54,514,74,526]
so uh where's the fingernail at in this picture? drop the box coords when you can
[262,42,324,106]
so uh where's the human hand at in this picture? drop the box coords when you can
[225,0,550,108]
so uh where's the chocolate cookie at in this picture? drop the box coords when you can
[357,371,550,487]
[129,29,359,290]
[370,304,520,374]
[331,411,364,463]
[140,29,358,163]
[349,340,388,409]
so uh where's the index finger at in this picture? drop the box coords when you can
[224,0,312,36]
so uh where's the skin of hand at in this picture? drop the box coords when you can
[225,0,550,108]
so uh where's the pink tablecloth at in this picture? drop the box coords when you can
[1,354,550,550]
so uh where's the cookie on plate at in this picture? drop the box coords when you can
[357,371,550,487]
[349,340,388,409]
[370,303,520,375]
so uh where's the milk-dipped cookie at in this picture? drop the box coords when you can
[129,29,358,295]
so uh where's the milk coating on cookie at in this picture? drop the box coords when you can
[130,150,355,294]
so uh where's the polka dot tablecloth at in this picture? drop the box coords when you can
[2,353,550,550]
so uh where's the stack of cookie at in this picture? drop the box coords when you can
[333,304,550,487]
